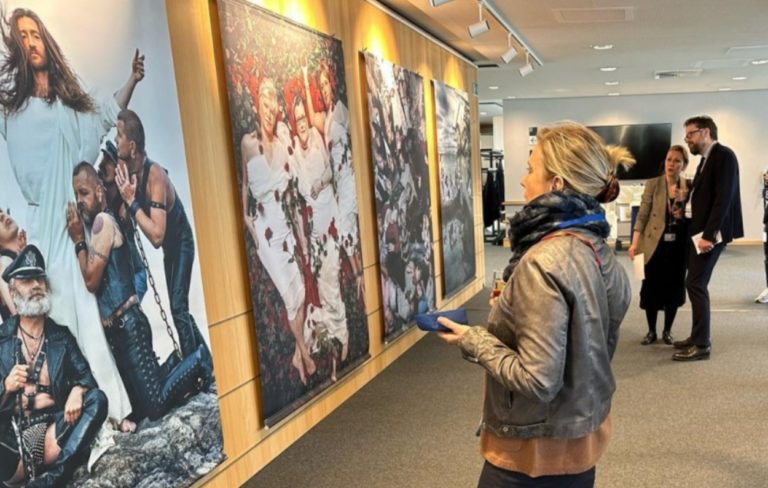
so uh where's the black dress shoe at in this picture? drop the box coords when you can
[673,337,693,349]
[662,331,673,345]
[641,331,657,345]
[672,345,711,361]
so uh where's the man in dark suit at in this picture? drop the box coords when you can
[673,115,744,361]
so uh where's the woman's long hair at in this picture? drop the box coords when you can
[0,8,94,114]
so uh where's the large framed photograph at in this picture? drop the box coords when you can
[0,2,223,486]
[433,80,476,297]
[217,0,369,426]
[363,53,435,341]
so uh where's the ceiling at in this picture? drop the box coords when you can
[378,0,768,118]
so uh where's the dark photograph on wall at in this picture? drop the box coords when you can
[432,81,475,298]
[363,53,435,341]
[0,1,223,486]
[217,0,369,426]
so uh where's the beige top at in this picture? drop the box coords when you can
[480,412,612,477]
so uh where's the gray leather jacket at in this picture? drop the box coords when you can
[458,229,630,439]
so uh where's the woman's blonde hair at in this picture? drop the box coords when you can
[536,121,635,202]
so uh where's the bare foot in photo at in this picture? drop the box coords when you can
[303,353,317,378]
[119,418,137,433]
[292,347,307,385]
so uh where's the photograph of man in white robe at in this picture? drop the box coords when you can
[0,6,145,426]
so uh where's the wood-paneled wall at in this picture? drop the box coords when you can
[165,1,484,486]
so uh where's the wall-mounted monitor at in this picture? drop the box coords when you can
[588,123,673,181]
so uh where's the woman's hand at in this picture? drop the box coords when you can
[436,317,469,345]
[628,244,637,260]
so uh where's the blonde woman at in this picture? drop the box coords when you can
[438,122,633,487]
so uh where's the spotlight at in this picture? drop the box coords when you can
[500,34,517,64]
[468,2,490,38]
[518,52,533,77]
[429,0,453,6]
[468,20,490,38]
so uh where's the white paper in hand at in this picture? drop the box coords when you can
[633,253,645,281]
[691,231,722,254]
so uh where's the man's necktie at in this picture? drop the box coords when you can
[694,157,705,184]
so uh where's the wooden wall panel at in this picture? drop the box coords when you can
[165,1,483,486]
[208,314,259,396]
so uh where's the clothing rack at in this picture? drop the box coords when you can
[481,149,506,245]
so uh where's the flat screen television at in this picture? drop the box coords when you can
[587,123,672,180]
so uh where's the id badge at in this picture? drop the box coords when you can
[664,232,676,242]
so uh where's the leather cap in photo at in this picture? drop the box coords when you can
[101,140,119,165]
[2,245,46,283]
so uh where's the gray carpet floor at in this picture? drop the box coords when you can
[245,244,768,487]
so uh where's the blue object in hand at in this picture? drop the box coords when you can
[415,308,469,332]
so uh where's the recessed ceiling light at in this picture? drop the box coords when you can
[480,112,488,115]
[489,86,499,90]
[607,92,620,96]
[731,76,747,81]
[600,66,617,72]
[718,87,732,91]
[506,96,516,99]
[592,44,613,50]
[751,59,768,65]
[604,81,619,86]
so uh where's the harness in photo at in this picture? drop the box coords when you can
[149,201,167,210]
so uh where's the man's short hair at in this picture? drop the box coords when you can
[118,109,146,155]
[73,161,103,190]
[685,115,718,140]
[73,160,98,181]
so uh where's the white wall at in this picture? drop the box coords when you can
[503,90,768,240]
[480,134,494,152]
[492,115,504,151]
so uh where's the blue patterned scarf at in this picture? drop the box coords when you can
[502,190,610,281]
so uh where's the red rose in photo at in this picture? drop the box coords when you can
[274,189,280,202]
[282,240,288,252]
[284,162,290,173]
[328,218,338,239]
[257,202,264,215]
[265,226,273,243]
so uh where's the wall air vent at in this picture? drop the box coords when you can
[552,7,634,24]
[654,69,703,80]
